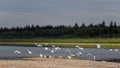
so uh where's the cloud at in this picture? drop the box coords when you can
[0,0,120,27]
[95,0,113,2]
[0,11,72,27]
[0,12,41,27]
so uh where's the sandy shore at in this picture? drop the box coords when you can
[0,58,120,68]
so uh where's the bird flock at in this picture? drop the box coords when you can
[13,43,119,61]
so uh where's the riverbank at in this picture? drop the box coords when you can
[0,58,119,68]
[0,42,120,48]
[0,38,120,48]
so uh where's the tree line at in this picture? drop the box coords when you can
[0,21,120,38]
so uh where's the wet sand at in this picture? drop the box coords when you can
[0,58,120,68]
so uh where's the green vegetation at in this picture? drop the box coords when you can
[1,38,120,43]
[0,21,120,38]
[0,21,120,48]
[1,38,120,48]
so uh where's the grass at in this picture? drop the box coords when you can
[1,38,120,48]
[1,38,120,43]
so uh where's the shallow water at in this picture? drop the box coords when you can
[0,45,120,61]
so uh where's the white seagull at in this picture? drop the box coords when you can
[14,50,21,54]
[96,44,101,49]
[37,44,43,47]
[26,48,32,55]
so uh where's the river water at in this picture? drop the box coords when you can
[0,46,120,62]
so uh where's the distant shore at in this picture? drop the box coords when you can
[0,38,120,48]
[1,43,120,48]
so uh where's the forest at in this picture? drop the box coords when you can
[0,21,120,39]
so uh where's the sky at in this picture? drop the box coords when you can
[0,0,120,27]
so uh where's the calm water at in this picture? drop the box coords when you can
[0,46,120,61]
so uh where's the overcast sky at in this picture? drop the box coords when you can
[0,0,120,27]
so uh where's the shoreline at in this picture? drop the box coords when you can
[0,56,120,63]
[0,42,120,48]
[0,57,119,68]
